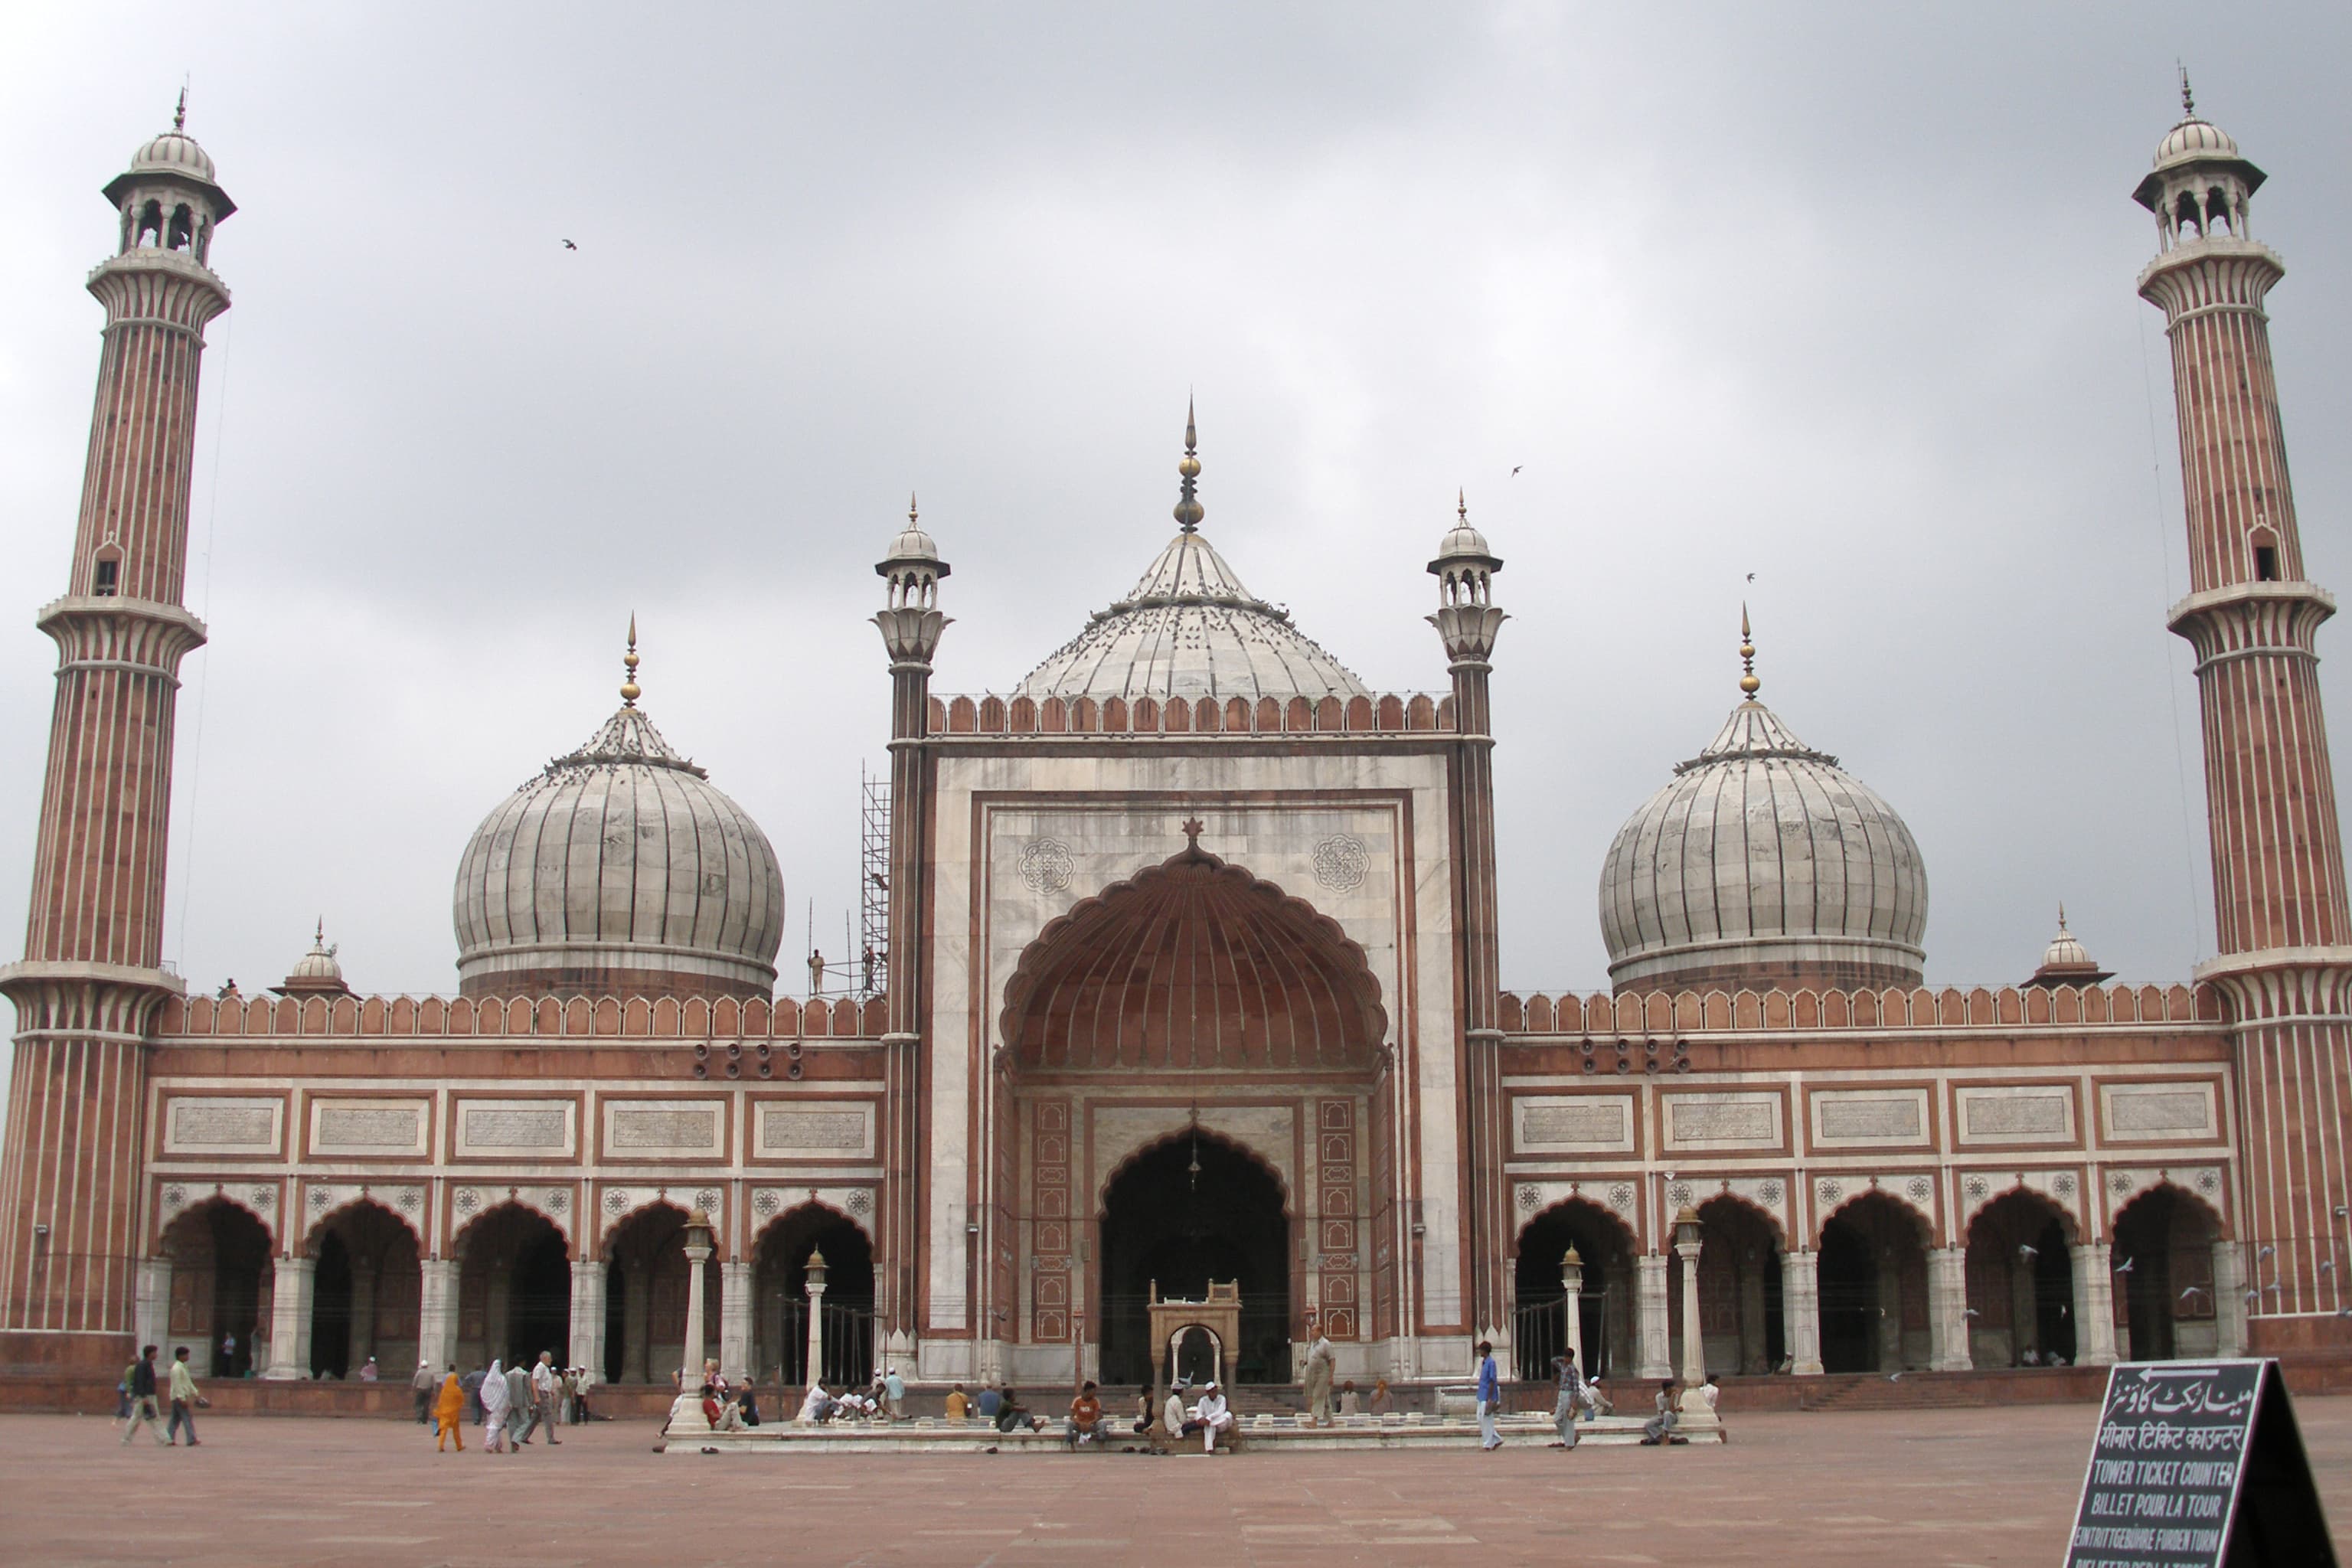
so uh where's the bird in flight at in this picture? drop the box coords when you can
[1511,465,1523,476]
[562,238,579,250]
[2018,1243,2038,1259]
[2113,1256,2135,1274]
[1746,572,1756,583]
[2180,1285,2209,1302]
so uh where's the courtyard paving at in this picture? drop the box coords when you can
[6,1399,2348,1566]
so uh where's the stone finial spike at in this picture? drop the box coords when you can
[2057,901,2069,932]
[1738,603,1760,699]
[908,492,919,526]
[1458,488,1468,522]
[314,916,325,946]
[1174,399,1204,533]
[174,83,188,132]
[2179,64,2195,119]
[620,613,642,708]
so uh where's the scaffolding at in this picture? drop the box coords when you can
[859,761,890,999]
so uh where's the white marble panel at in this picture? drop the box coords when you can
[1514,1095,1635,1155]
[454,1099,577,1158]
[309,1098,430,1157]
[163,1096,283,1156]
[1955,1086,2076,1145]
[1662,1092,1782,1152]
[2099,1082,2217,1142]
[1809,1088,1929,1149]
[756,1102,877,1160]
[603,1099,726,1158]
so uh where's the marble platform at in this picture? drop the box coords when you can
[658,1408,1723,1454]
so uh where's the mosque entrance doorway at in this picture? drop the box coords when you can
[160,1199,271,1378]
[456,1204,570,1370]
[306,1200,422,1378]
[751,1204,875,1388]
[1512,1199,1634,1381]
[599,1203,718,1384]
[1818,1195,1929,1374]
[2112,1185,2222,1361]
[1964,1191,2076,1367]
[1099,1132,1290,1387]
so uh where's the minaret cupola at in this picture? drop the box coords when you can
[1427,489,1506,665]
[103,90,235,264]
[2133,74,2263,252]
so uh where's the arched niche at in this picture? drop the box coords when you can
[1098,1131,1291,1387]
[1001,841,1385,1073]
[1964,1190,2077,1368]
[454,1201,572,1372]
[597,1200,715,1385]
[1513,1197,1636,1381]
[1818,1191,1932,1374]
[2112,1184,2226,1362]
[1684,1194,1785,1377]
[160,1197,273,1379]
[750,1202,875,1389]
[306,1199,423,1379]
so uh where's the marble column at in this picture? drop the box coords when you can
[668,1228,714,1436]
[2072,1243,2118,1366]
[568,1258,607,1380]
[263,1256,315,1380]
[1559,1248,1586,1376]
[417,1258,457,1372]
[1928,1246,1971,1371]
[134,1256,172,1359]
[1634,1255,1671,1380]
[1782,1248,1824,1375]
[719,1260,752,1379]
[2213,1242,2248,1357]
[1674,1239,1706,1386]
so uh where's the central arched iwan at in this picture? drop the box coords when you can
[1002,843,1387,1073]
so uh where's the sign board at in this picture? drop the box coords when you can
[2066,1359,2335,1567]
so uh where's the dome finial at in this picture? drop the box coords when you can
[1738,603,1760,698]
[2178,62,2195,120]
[174,82,188,133]
[1457,488,1468,522]
[908,492,919,527]
[620,613,642,708]
[1174,397,1204,534]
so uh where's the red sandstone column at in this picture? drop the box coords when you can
[872,503,950,1359]
[2137,93,2352,1348]
[1428,501,1508,1343]
[0,111,230,1375]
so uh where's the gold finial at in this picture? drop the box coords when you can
[1174,397,1204,532]
[1738,602,1760,698]
[620,613,642,707]
[174,83,188,133]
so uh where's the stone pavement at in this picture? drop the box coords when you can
[6,1400,2348,1566]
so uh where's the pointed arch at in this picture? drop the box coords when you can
[1095,1126,1293,1220]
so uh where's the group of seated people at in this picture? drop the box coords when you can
[927,1377,1240,1451]
[691,1366,763,1432]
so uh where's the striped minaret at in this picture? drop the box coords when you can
[0,103,230,1375]
[2138,82,2352,1348]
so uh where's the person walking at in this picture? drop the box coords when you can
[504,1359,533,1448]
[116,1354,136,1419]
[479,1358,511,1453]
[1302,1330,1336,1426]
[1548,1351,1583,1449]
[411,1360,436,1424]
[119,1345,168,1446]
[165,1346,204,1446]
[1475,1340,1503,1452]
[433,1365,466,1452]
[522,1352,561,1446]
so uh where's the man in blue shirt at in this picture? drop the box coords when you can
[1475,1340,1502,1451]
[977,1384,1004,1423]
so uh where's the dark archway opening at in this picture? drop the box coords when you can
[1511,1201,1634,1381]
[456,1204,570,1370]
[1964,1193,2076,1367]
[599,1204,717,1384]
[306,1203,423,1379]
[1100,1133,1289,1387]
[1690,1197,1785,1375]
[2113,1186,2220,1361]
[161,1200,270,1378]
[1819,1195,1929,1374]
[751,1207,875,1389]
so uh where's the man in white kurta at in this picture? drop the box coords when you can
[1302,1334,1336,1426]
[1189,1382,1235,1452]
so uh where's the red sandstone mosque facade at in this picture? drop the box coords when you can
[2,88,2345,1396]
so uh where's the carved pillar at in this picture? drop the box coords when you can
[1634,1254,1671,1380]
[1782,1248,1823,1376]
[264,1256,315,1380]
[2072,1243,2118,1366]
[1672,1212,1705,1387]
[1928,1246,1971,1371]
[667,1213,714,1436]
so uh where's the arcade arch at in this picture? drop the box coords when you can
[159,1198,272,1377]
[306,1200,421,1378]
[455,1203,570,1371]
[2112,1184,2225,1361]
[750,1204,874,1388]
[1680,1195,1784,1377]
[598,1201,717,1384]
[1964,1190,2077,1367]
[1512,1198,1635,1380]
[1818,1192,1930,1373]
[1098,1131,1291,1387]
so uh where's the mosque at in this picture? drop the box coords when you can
[2,87,2347,1403]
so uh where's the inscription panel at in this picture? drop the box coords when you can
[1514,1096,1635,1155]
[1810,1089,1929,1150]
[1955,1086,2075,1145]
[309,1098,430,1157]
[163,1097,283,1156]
[756,1103,877,1159]
[2101,1082,2219,1142]
[603,1100,726,1158]
[454,1099,577,1159]
[1662,1092,1782,1152]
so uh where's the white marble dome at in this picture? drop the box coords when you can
[452,704,784,998]
[129,128,217,184]
[1599,698,1928,991]
[2153,116,2239,169]
[1016,529,1369,704]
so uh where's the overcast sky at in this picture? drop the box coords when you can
[2,3,2349,1014]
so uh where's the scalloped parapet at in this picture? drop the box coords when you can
[1494,981,2216,1037]
[157,991,888,1040]
[926,690,1454,737]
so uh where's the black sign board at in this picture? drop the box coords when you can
[2065,1358,2335,1567]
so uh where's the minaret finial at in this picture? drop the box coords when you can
[2057,901,2069,932]
[620,613,642,708]
[1457,488,1468,522]
[174,83,188,132]
[1173,397,1204,534]
[314,916,325,946]
[1738,603,1760,699]
[908,492,919,527]
[2178,64,2195,119]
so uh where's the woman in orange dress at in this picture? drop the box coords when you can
[433,1365,466,1452]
